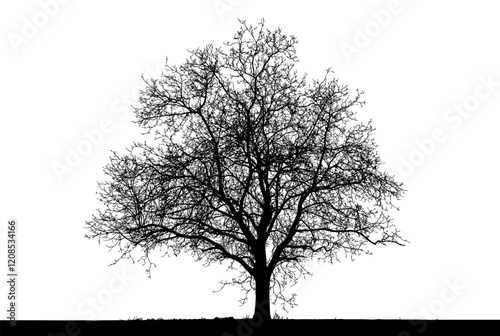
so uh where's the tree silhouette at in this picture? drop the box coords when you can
[85,19,406,321]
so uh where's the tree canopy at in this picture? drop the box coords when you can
[85,19,406,320]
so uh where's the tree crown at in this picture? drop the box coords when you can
[86,19,406,312]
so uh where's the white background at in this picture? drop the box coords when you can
[1,0,499,321]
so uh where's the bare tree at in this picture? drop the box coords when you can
[85,19,406,321]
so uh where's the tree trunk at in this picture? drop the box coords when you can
[253,271,271,322]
